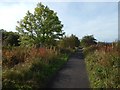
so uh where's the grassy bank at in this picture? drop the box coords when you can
[2,46,69,89]
[84,43,120,88]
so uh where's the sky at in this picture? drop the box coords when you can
[0,0,119,42]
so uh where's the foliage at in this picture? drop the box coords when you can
[57,34,80,55]
[80,35,97,47]
[2,46,58,68]
[84,42,120,88]
[58,34,80,49]
[70,34,80,48]
[1,29,20,46]
[2,46,69,89]
[2,47,30,68]
[16,3,64,47]
[83,45,97,56]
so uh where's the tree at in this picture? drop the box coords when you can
[80,35,97,47]
[1,29,20,46]
[70,34,80,48]
[58,34,80,49]
[16,3,64,47]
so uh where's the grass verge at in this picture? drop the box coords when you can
[2,47,69,89]
[84,45,120,88]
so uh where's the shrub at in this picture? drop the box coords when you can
[80,35,97,48]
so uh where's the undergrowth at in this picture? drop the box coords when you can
[84,42,120,88]
[2,46,69,89]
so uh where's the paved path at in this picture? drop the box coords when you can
[48,49,90,88]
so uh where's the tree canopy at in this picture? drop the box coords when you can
[16,3,64,47]
[80,35,97,47]
[1,29,20,46]
[58,34,80,49]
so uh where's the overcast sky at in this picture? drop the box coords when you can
[0,0,119,42]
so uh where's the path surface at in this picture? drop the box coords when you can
[48,49,90,88]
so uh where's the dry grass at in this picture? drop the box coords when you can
[2,46,59,68]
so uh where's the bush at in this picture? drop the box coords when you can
[58,34,80,51]
[80,35,97,48]
[2,30,20,47]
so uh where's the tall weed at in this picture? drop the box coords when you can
[84,42,120,88]
[2,46,68,89]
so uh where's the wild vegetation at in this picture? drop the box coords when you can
[1,3,80,89]
[1,2,119,89]
[82,35,120,88]
[2,46,69,89]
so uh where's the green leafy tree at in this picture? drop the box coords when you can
[58,34,80,49]
[16,3,64,47]
[80,35,97,47]
[70,34,80,48]
[1,29,20,46]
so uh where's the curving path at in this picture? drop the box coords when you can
[48,48,90,88]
